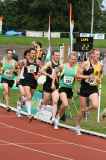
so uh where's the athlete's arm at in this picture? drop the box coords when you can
[95,63,103,85]
[0,58,3,74]
[40,61,52,77]
[54,64,64,74]
[18,59,27,68]
[0,62,3,74]
[76,62,90,80]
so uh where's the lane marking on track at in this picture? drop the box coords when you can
[0,142,73,145]
[0,121,106,154]
[0,139,74,160]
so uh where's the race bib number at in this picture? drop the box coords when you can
[85,75,97,86]
[4,70,13,78]
[27,65,36,73]
[64,76,74,85]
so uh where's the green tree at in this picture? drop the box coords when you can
[0,0,104,33]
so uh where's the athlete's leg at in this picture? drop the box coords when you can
[54,92,69,129]
[76,96,87,126]
[88,93,99,111]
[18,85,26,104]
[2,83,10,106]
[51,89,59,120]
[75,96,87,135]
[58,92,69,118]
[2,82,11,111]
[42,91,51,106]
[24,86,32,116]
[19,85,25,97]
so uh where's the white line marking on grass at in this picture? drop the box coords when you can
[0,139,74,160]
[0,122,106,154]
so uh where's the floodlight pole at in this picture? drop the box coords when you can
[91,0,94,35]
[48,16,51,48]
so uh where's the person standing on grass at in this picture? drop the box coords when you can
[53,52,78,129]
[18,48,40,119]
[75,48,103,135]
[0,49,18,111]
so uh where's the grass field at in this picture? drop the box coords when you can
[0,35,106,48]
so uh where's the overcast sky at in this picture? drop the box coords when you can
[102,0,106,8]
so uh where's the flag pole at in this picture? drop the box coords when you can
[45,16,51,62]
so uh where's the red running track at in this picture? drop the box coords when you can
[0,107,106,160]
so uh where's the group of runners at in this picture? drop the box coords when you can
[0,45,103,135]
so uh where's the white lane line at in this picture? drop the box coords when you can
[0,121,106,154]
[0,139,74,160]
[0,142,58,146]
[0,142,69,145]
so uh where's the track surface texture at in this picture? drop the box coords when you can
[0,107,106,160]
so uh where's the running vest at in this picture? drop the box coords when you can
[59,64,78,88]
[2,57,16,80]
[24,60,39,79]
[82,61,102,86]
[45,61,59,83]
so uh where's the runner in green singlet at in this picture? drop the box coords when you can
[53,52,78,129]
[1,49,18,110]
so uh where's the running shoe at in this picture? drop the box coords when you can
[51,117,55,124]
[28,115,34,122]
[16,101,22,117]
[54,118,59,129]
[74,126,82,135]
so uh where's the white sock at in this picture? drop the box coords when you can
[51,116,55,122]
[26,100,32,115]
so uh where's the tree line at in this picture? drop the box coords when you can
[0,0,105,33]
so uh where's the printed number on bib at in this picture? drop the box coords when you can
[64,76,74,85]
[27,65,36,73]
[85,75,96,86]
